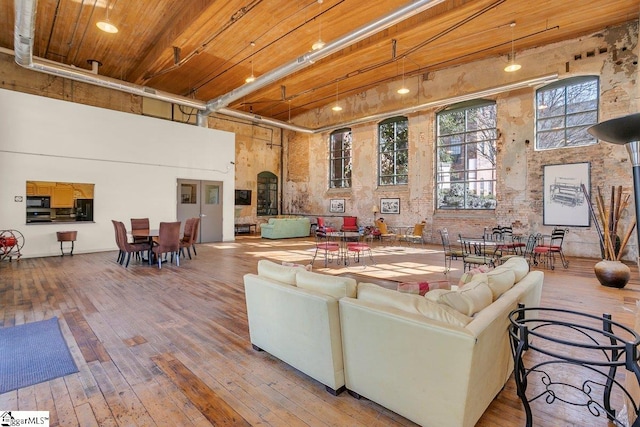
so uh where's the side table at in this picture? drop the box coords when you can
[56,230,77,256]
[509,305,640,427]
[234,223,257,235]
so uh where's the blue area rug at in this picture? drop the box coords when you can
[0,317,78,393]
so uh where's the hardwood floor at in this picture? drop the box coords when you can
[1,235,639,426]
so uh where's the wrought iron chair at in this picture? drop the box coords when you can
[459,235,496,272]
[533,228,569,269]
[439,228,464,274]
[399,222,426,246]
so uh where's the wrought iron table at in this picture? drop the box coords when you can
[509,305,640,426]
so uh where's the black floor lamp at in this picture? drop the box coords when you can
[588,113,640,268]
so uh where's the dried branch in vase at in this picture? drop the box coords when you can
[591,185,636,261]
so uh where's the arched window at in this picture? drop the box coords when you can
[329,128,352,188]
[436,100,497,210]
[378,116,408,186]
[257,171,278,216]
[535,76,599,150]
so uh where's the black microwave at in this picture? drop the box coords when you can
[26,196,50,208]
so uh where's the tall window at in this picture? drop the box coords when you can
[378,116,408,185]
[329,128,352,188]
[257,171,278,216]
[436,101,497,210]
[536,76,599,150]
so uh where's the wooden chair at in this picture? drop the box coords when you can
[151,221,181,269]
[112,220,151,267]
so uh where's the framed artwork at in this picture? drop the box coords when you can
[380,198,400,214]
[543,162,590,227]
[330,198,345,213]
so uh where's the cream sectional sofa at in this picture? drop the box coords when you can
[243,257,543,426]
[243,260,356,394]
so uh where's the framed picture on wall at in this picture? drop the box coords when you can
[330,199,345,213]
[543,162,590,227]
[380,198,400,214]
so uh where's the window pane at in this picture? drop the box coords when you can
[536,76,598,149]
[436,102,496,210]
[329,129,352,189]
[378,117,408,186]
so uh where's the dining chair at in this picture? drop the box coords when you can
[459,235,496,272]
[151,221,181,269]
[533,228,569,270]
[316,217,336,236]
[112,220,151,267]
[130,218,150,244]
[311,230,340,267]
[399,222,425,246]
[179,217,197,259]
[112,220,124,264]
[439,228,464,274]
[341,216,359,232]
[190,217,200,256]
[374,219,396,243]
[499,233,537,265]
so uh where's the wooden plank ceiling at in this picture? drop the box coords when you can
[1,0,638,122]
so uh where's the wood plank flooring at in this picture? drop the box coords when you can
[1,235,639,426]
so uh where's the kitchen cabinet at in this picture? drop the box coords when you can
[72,183,94,199]
[51,184,74,208]
[31,182,53,196]
[26,182,36,196]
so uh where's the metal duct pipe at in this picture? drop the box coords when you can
[201,0,446,117]
[14,0,207,111]
[217,73,559,134]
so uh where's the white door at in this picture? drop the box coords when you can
[177,179,223,243]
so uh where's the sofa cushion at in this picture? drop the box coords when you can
[458,265,492,286]
[257,259,305,285]
[425,281,493,316]
[501,256,529,282]
[357,282,471,327]
[296,270,357,299]
[282,261,313,271]
[486,267,516,300]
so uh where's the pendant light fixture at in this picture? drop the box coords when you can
[245,41,256,83]
[96,0,119,34]
[312,0,325,51]
[332,81,342,112]
[504,22,521,72]
[397,56,410,94]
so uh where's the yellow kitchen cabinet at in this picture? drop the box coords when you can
[26,182,36,196]
[51,184,74,208]
[72,183,94,199]
[34,182,53,196]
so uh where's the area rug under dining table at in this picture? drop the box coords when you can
[0,317,78,394]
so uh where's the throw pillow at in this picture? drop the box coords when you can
[397,281,430,296]
[257,259,305,285]
[296,270,357,299]
[458,265,493,286]
[427,281,493,317]
[486,267,516,300]
[501,256,529,283]
[281,261,313,271]
[357,283,471,327]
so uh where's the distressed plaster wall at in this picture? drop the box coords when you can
[286,21,639,260]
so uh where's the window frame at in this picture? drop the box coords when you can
[256,171,278,216]
[435,100,497,210]
[378,116,409,186]
[329,128,352,189]
[535,75,599,150]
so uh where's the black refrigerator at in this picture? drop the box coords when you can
[75,199,94,221]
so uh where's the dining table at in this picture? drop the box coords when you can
[129,228,158,264]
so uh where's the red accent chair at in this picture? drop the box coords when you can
[341,216,358,232]
[316,217,336,236]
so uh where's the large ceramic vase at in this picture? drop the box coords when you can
[594,260,631,288]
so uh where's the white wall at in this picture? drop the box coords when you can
[0,88,235,258]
